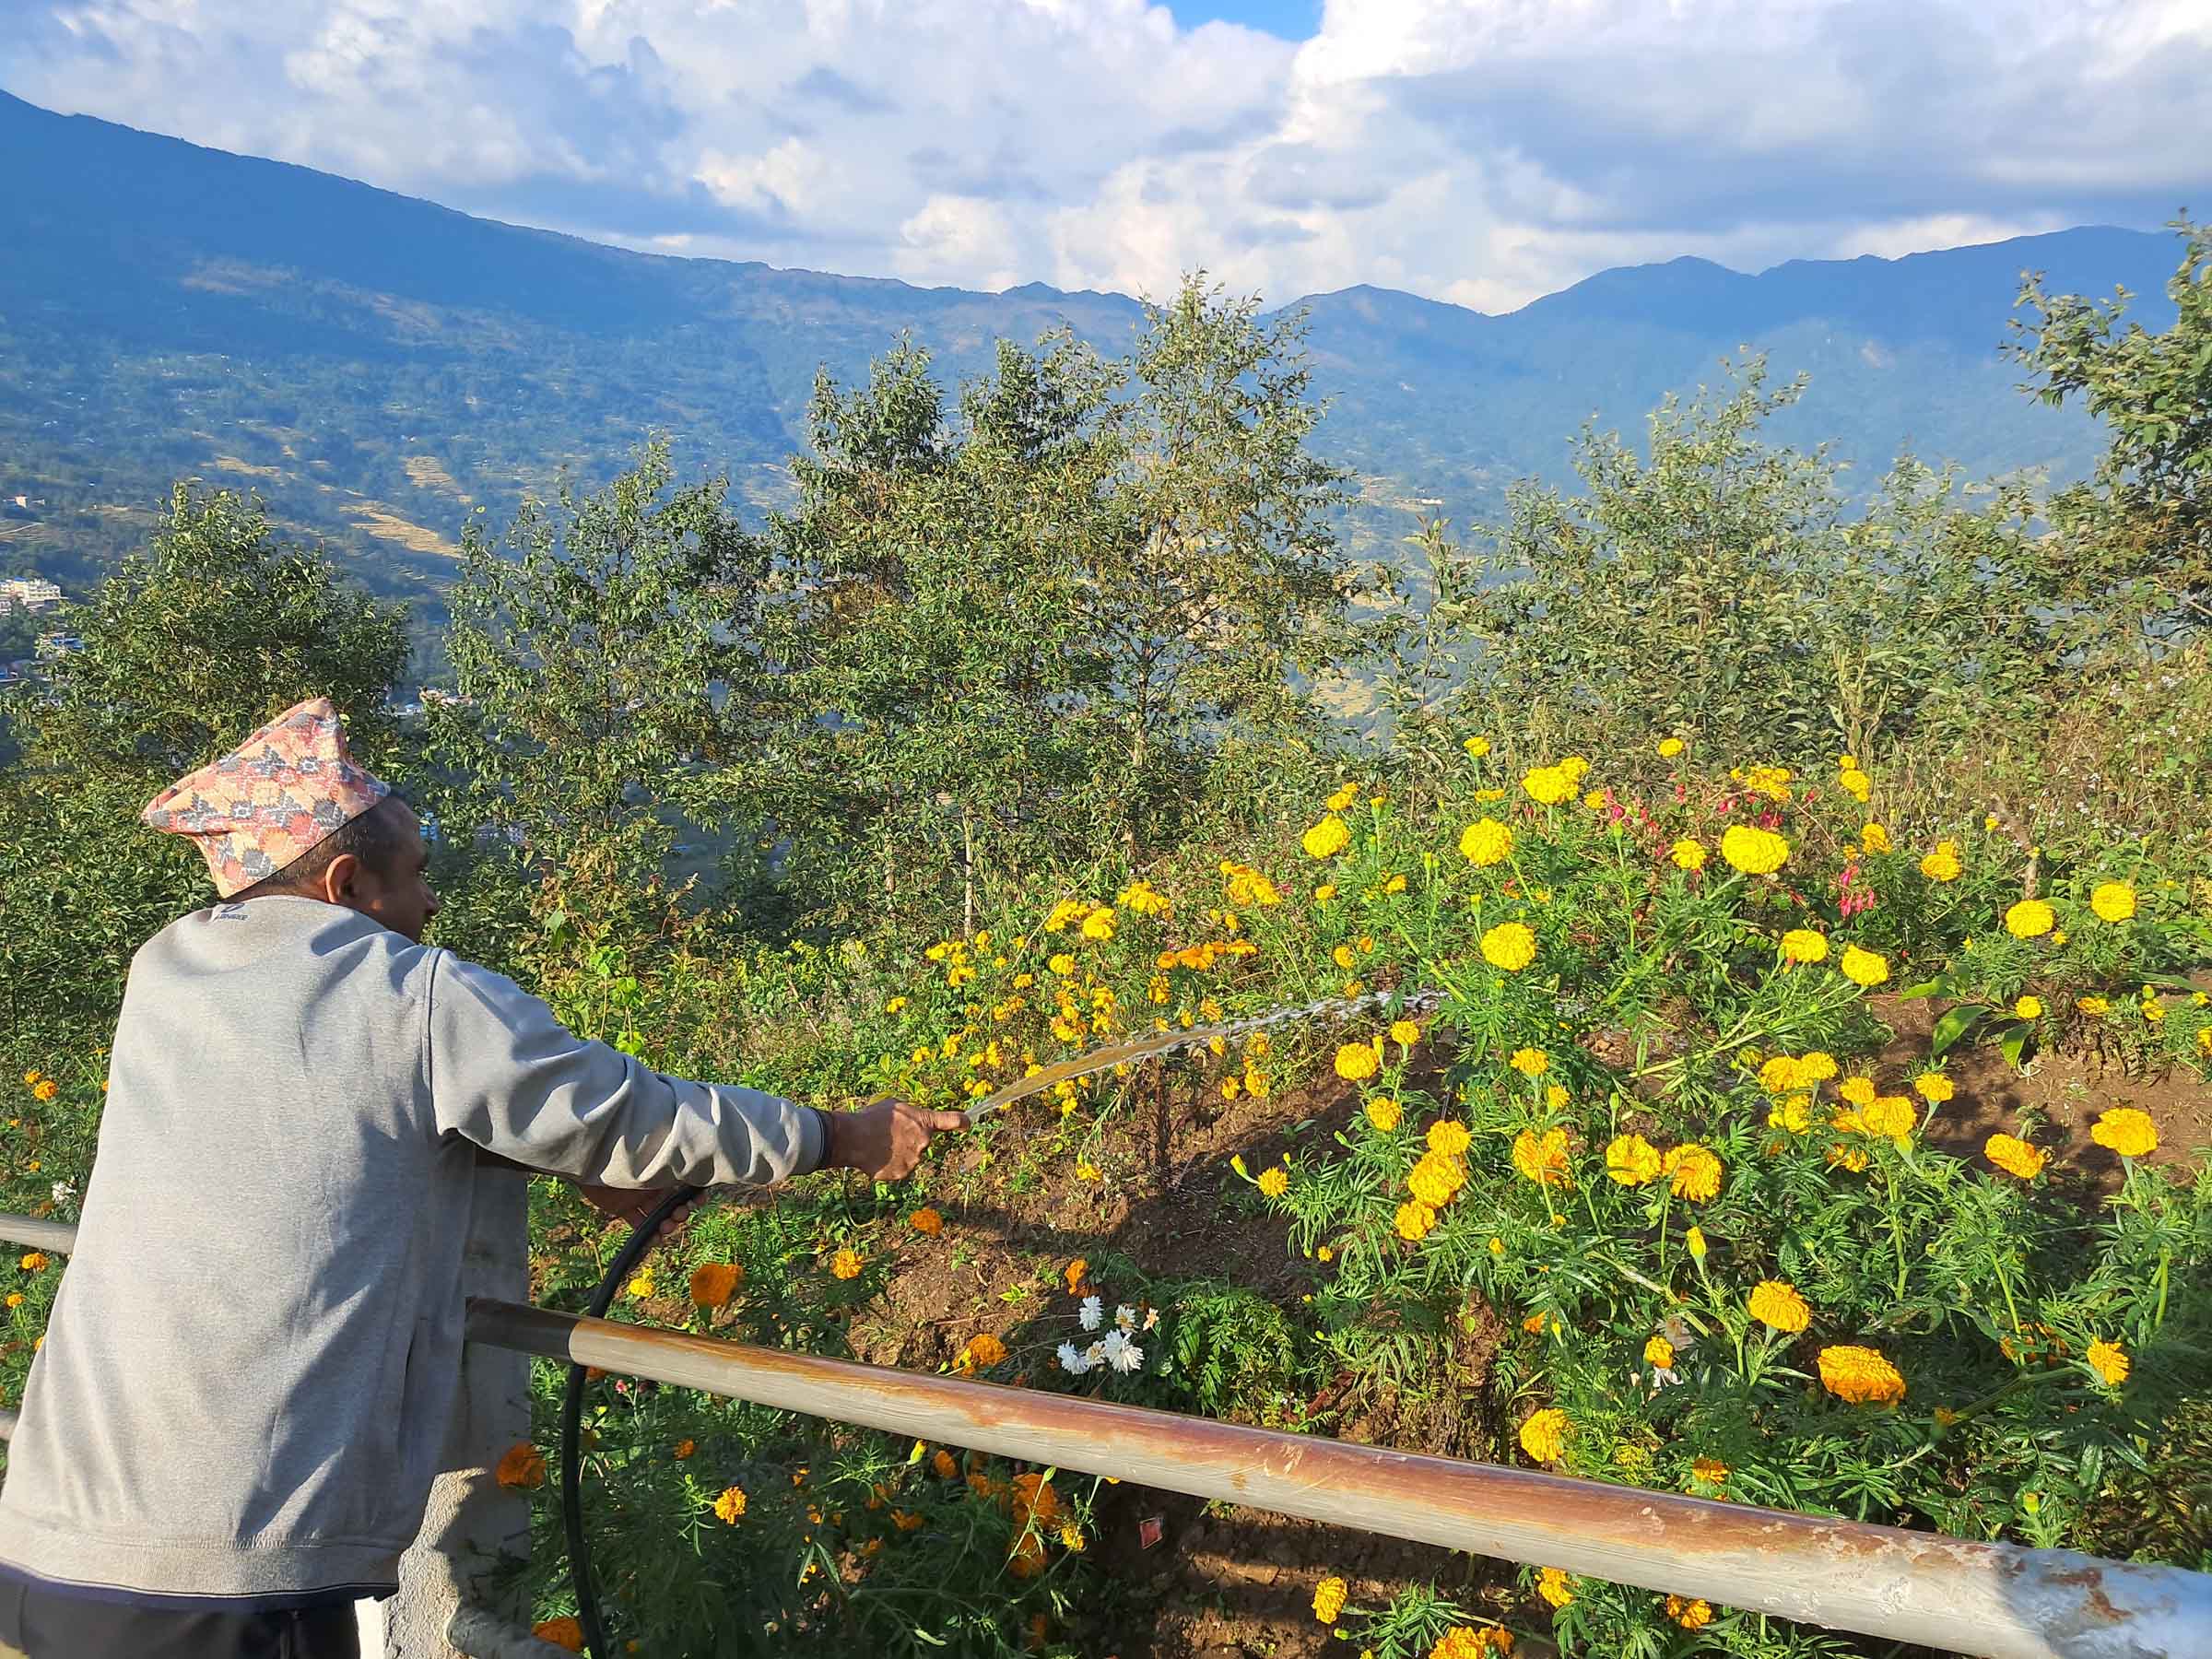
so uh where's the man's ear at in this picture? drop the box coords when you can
[317,850,364,907]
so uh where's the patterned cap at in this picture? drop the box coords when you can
[142,697,391,898]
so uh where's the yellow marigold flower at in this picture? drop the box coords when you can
[1984,1133,2046,1180]
[1407,1155,1461,1207]
[625,1267,655,1299]
[1663,1142,1723,1203]
[1302,815,1352,858]
[1463,735,1491,758]
[1391,1019,1420,1048]
[1690,1455,1729,1486]
[1780,929,1829,964]
[1839,945,1888,988]
[1839,767,1872,803]
[1560,756,1589,781]
[1670,838,1707,871]
[2015,994,2043,1020]
[1920,841,1962,882]
[1334,1040,1381,1082]
[1365,1096,1403,1132]
[1325,782,1361,812]
[533,1618,584,1652]
[1860,821,1890,854]
[2090,1108,2158,1159]
[1521,765,1576,806]
[1863,1096,1916,1140]
[495,1441,547,1490]
[2005,899,2055,938]
[1332,943,1358,970]
[1048,952,1075,975]
[1312,883,1336,904]
[18,1071,38,1089]
[2085,1339,2130,1386]
[1537,1565,1575,1607]
[1747,1279,1811,1334]
[1799,1051,1839,1081]
[690,1261,745,1307]
[1394,1199,1437,1241]
[1758,1054,1802,1094]
[1913,1072,1954,1104]
[1666,1595,1713,1630]
[1480,922,1536,971]
[1518,1407,1569,1463]
[1605,1133,1662,1186]
[1458,818,1513,866]
[1508,1047,1548,1077]
[1382,873,1407,893]
[1658,737,1684,759]
[1838,1075,1877,1106]
[1582,788,1606,810]
[1312,1576,1348,1624]
[1512,1127,1572,1187]
[884,995,908,1015]
[1545,1083,1571,1111]
[1427,1119,1473,1158]
[831,1249,864,1281]
[2089,881,2136,923]
[1079,906,1116,942]
[713,1485,748,1524]
[1257,1166,1289,1198]
[1768,1097,1812,1134]
[30,1079,56,1102]
[1643,1335,1676,1370]
[1817,1344,1906,1405]
[1720,824,1789,876]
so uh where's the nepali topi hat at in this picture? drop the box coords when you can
[142,697,391,898]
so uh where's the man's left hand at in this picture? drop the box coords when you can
[578,1183,700,1247]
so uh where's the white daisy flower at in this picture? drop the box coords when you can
[50,1182,75,1206]
[1057,1342,1094,1375]
[1078,1295,1103,1331]
[1100,1329,1144,1373]
[1114,1303,1138,1331]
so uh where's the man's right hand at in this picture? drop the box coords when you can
[823,1097,967,1181]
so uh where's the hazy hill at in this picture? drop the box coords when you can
[0,88,2183,618]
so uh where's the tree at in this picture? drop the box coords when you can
[31,483,409,781]
[2011,218,2212,643]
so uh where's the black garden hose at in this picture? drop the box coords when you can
[559,1183,702,1659]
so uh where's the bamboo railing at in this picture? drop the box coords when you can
[5,1214,2208,1658]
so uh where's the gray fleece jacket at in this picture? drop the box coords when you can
[0,896,825,1603]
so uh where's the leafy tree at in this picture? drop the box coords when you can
[2012,218,2212,642]
[30,483,409,781]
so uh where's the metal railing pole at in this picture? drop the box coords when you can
[468,1297,2212,1659]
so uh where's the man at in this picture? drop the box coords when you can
[0,697,961,1658]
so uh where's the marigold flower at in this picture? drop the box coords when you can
[30,1079,57,1102]
[1464,735,1491,757]
[1643,1335,1676,1370]
[1256,1166,1289,1199]
[1663,1142,1723,1203]
[1365,1096,1402,1132]
[1512,1127,1572,1187]
[1670,838,1707,871]
[1920,841,1962,882]
[18,1252,49,1274]
[1458,818,1513,866]
[1301,815,1351,858]
[1863,1096,1915,1140]
[1913,1073,1954,1104]
[533,1618,584,1652]
[1799,1051,1838,1081]
[1838,1075,1876,1106]
[1545,1083,1571,1110]
[1407,1156,1461,1207]
[1518,1407,1569,1463]
[1658,737,1684,759]
[1537,1565,1575,1606]
[1690,1455,1729,1486]
[1427,1119,1473,1158]
[1521,765,1576,806]
[1604,1133,1662,1186]
[1508,1047,1548,1077]
[1480,922,1536,971]
[2088,881,2136,923]
[1839,945,1889,988]
[1719,824,1789,876]
[1861,822,1891,854]
[2005,899,2055,938]
[1757,1054,1802,1094]
[2090,1108,2158,1159]
[495,1442,546,1489]
[1838,767,1872,803]
[1685,1226,1708,1261]
[958,1334,1008,1372]
[1390,1019,1420,1048]
[2085,1339,2130,1386]
[1312,1576,1348,1624]
[690,1262,745,1308]
[1334,1041,1381,1082]
[713,1485,748,1524]
[18,1072,38,1089]
[1780,929,1829,964]
[1748,1279,1811,1333]
[1666,1595,1713,1630]
[673,1439,696,1460]
[1394,1199,1437,1241]
[1818,1344,1906,1405]
[1983,1133,2046,1180]
[831,1249,864,1280]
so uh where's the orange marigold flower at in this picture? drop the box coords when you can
[1065,1257,1088,1294]
[2090,1108,2158,1159]
[1690,1455,1730,1487]
[1983,1133,2046,1180]
[673,1439,696,1460]
[1666,1595,1713,1630]
[831,1248,864,1280]
[532,1618,584,1652]
[1662,1142,1723,1203]
[1512,1127,1572,1188]
[1817,1344,1906,1405]
[933,1450,959,1478]
[909,1207,945,1237]
[2085,1339,2130,1386]
[712,1485,747,1524]
[494,1442,546,1490]
[689,1261,744,1308]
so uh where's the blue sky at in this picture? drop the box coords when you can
[3,1,2205,313]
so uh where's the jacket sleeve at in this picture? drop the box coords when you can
[423,949,828,1188]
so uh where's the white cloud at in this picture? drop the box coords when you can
[4,0,2205,310]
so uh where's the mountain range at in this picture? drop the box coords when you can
[0,87,2185,619]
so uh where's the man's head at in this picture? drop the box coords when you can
[232,794,439,942]
[142,695,436,939]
